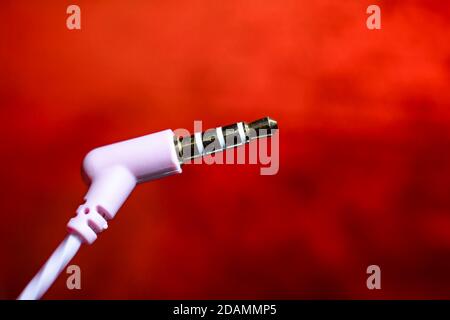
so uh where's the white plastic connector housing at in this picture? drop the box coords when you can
[67,129,182,244]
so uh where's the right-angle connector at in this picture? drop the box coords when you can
[68,117,277,244]
[175,117,278,163]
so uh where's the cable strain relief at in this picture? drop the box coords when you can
[67,166,136,244]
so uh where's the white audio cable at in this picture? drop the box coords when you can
[18,234,82,300]
[18,117,278,299]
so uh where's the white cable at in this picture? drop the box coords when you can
[18,234,82,300]
[17,119,277,299]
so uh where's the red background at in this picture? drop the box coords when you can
[1,1,450,299]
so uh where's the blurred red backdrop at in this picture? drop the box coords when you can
[1,0,450,299]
